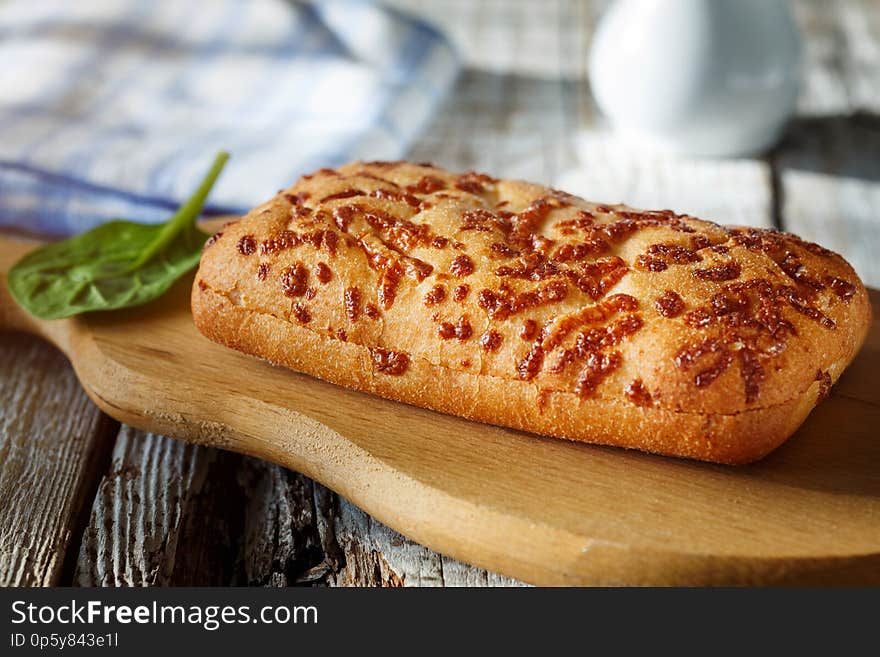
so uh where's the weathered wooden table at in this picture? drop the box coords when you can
[1,0,877,586]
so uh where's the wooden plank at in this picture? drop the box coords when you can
[241,470,507,587]
[324,495,523,587]
[556,134,775,228]
[385,0,598,79]
[234,460,330,586]
[74,429,522,586]
[241,469,522,586]
[0,333,116,586]
[793,0,880,115]
[407,70,587,186]
[75,428,324,587]
[776,116,880,288]
[779,0,880,287]
[74,428,244,586]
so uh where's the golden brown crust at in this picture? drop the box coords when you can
[192,161,872,464]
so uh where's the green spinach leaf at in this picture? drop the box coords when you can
[6,152,229,320]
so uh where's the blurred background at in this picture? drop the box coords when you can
[1,0,877,284]
[2,0,877,288]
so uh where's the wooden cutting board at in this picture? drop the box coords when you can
[2,223,879,586]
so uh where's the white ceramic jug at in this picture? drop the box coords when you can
[588,0,803,157]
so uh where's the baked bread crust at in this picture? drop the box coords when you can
[192,161,872,464]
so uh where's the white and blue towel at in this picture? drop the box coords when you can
[0,0,458,235]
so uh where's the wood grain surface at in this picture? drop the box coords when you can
[73,427,519,586]
[0,333,117,586]
[1,0,878,586]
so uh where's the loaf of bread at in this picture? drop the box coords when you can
[192,161,871,464]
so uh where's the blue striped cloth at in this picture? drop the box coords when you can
[0,0,458,236]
